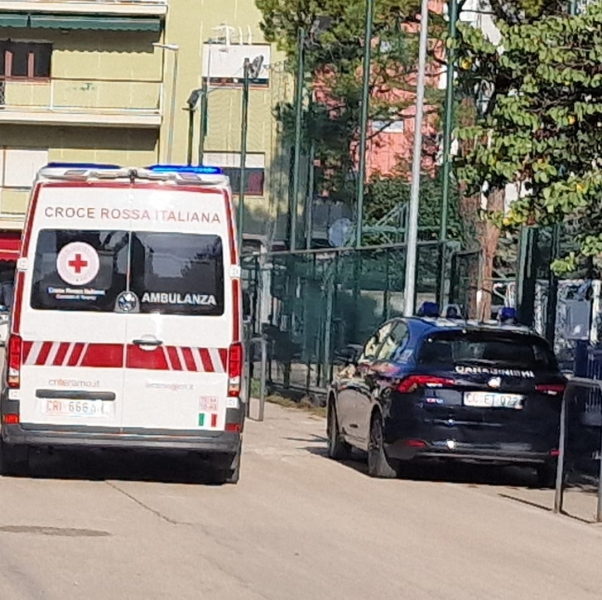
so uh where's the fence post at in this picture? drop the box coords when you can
[246,336,267,422]
[553,386,568,514]
[259,336,267,422]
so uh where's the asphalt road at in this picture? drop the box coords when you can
[0,402,601,600]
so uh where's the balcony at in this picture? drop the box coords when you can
[0,0,167,17]
[0,77,162,128]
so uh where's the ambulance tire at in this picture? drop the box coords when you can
[0,441,30,477]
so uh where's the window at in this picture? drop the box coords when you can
[0,41,52,79]
[31,229,129,313]
[376,322,409,362]
[130,232,224,316]
[204,152,265,196]
[0,148,49,188]
[31,230,225,316]
[418,331,558,371]
[371,120,405,134]
[201,43,270,86]
[360,322,396,363]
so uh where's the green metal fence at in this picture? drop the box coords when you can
[242,242,441,397]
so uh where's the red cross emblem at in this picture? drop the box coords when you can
[68,253,88,274]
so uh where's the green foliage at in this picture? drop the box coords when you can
[256,0,447,203]
[364,170,463,242]
[455,2,602,273]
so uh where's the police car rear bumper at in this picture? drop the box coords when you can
[2,423,241,455]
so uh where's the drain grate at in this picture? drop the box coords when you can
[0,526,110,537]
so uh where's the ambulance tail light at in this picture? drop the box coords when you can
[7,334,22,389]
[228,342,243,397]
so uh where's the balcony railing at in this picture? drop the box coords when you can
[0,0,167,5]
[0,77,162,125]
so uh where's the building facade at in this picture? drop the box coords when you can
[0,0,288,250]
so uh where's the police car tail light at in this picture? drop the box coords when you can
[397,375,455,394]
[7,334,22,389]
[536,383,565,396]
[228,342,243,397]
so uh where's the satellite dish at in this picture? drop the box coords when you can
[328,218,352,247]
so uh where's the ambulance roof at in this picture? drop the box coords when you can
[36,163,230,188]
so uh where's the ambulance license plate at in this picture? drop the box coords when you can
[42,399,111,417]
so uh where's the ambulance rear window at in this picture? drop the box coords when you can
[30,229,128,312]
[130,232,224,316]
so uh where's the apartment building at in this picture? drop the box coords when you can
[0,0,287,260]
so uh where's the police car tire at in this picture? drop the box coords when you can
[327,404,351,461]
[0,441,29,477]
[536,463,556,489]
[367,416,397,479]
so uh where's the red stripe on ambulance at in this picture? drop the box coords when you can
[20,341,227,372]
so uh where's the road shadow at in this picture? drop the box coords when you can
[297,440,547,488]
[11,448,229,485]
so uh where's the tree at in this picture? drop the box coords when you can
[256,0,447,203]
[451,0,574,318]
[456,2,602,280]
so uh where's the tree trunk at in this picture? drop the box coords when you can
[477,187,505,321]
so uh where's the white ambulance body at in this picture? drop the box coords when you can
[1,163,245,483]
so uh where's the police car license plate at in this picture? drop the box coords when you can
[464,392,523,409]
[42,399,112,417]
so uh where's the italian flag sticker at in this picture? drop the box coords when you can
[198,413,218,428]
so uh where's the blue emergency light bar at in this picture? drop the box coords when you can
[417,302,440,318]
[45,162,121,170]
[146,164,223,175]
[499,307,517,323]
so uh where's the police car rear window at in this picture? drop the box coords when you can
[418,330,558,371]
[30,229,128,312]
[30,230,224,316]
[130,232,224,316]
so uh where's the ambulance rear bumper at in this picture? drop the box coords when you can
[2,423,241,455]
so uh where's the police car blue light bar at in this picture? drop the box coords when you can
[45,162,121,170]
[146,165,223,175]
[499,306,517,324]
[417,302,440,318]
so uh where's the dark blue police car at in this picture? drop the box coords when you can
[327,307,565,485]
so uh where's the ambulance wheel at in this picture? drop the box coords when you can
[0,441,30,477]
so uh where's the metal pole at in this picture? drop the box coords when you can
[199,42,212,166]
[355,0,375,248]
[546,225,560,344]
[597,408,602,522]
[553,386,568,514]
[403,0,430,317]
[198,79,208,165]
[258,336,267,422]
[290,27,305,252]
[167,49,179,164]
[238,58,250,251]
[305,142,316,250]
[186,107,194,166]
[438,0,458,306]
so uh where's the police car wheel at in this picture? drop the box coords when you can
[367,416,398,479]
[0,441,30,477]
[327,404,351,461]
[536,463,557,489]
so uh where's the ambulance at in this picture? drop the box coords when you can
[0,163,245,484]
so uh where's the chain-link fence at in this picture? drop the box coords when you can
[242,242,440,399]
